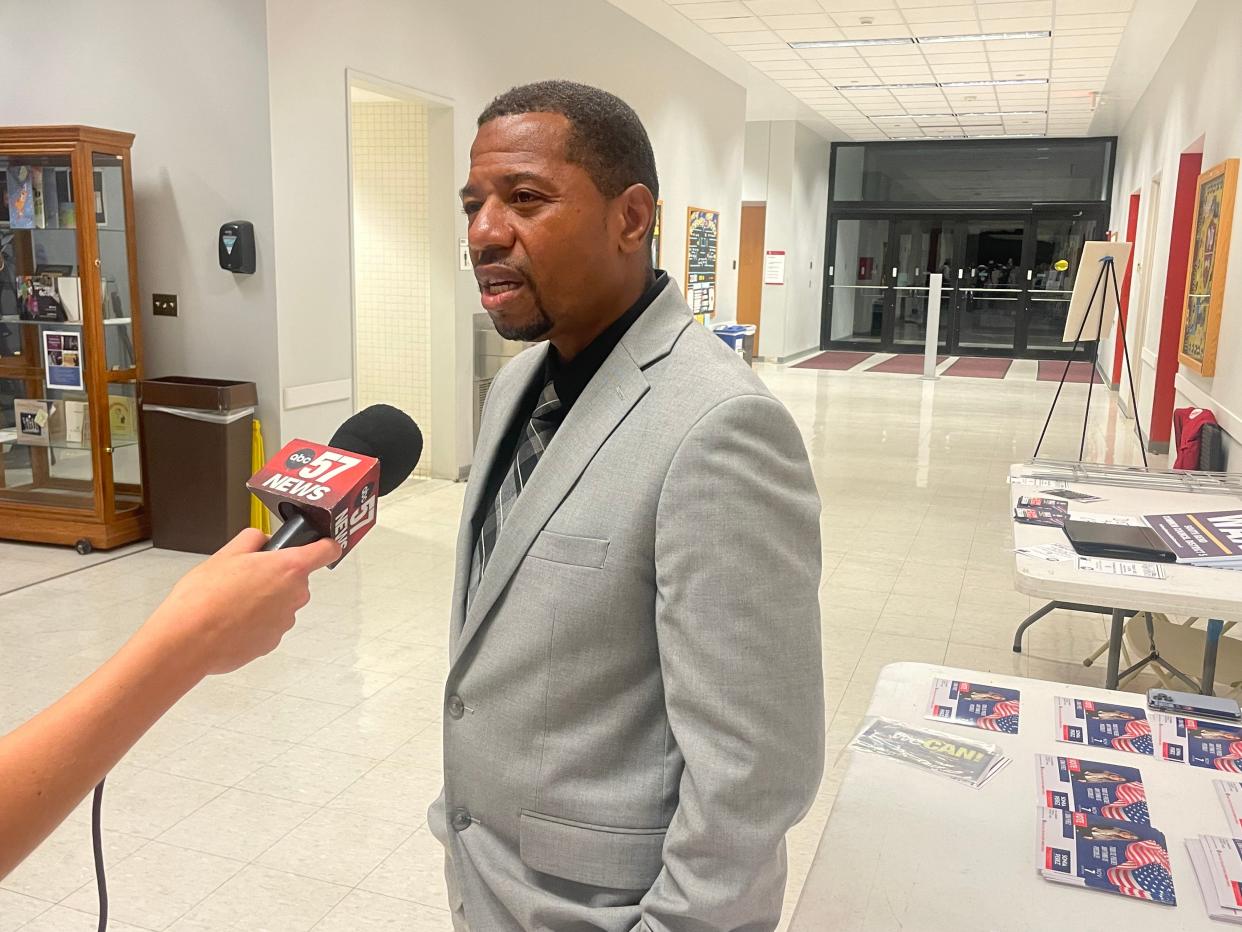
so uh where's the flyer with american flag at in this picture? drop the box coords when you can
[1055,697,1153,755]
[1155,713,1242,771]
[925,678,1020,734]
[1037,806,1176,905]
[1036,755,1150,825]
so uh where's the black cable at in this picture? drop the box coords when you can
[92,779,108,932]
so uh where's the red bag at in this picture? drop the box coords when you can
[1172,406,1219,469]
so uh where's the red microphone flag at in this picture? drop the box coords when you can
[247,439,381,559]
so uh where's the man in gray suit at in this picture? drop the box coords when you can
[430,80,824,931]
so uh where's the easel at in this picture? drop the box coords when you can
[1033,254,1147,467]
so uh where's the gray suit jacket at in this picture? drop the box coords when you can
[430,281,824,931]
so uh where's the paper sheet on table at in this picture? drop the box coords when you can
[1076,556,1168,579]
[1016,543,1077,562]
[1069,512,1144,526]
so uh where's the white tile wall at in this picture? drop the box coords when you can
[350,100,432,476]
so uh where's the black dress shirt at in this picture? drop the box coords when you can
[473,271,670,533]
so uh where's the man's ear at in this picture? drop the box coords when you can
[615,184,656,257]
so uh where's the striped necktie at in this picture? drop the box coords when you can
[467,378,563,609]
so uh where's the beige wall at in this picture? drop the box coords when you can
[1106,0,1242,457]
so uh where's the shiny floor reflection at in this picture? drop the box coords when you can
[0,359,1158,930]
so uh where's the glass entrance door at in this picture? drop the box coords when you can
[824,211,1096,359]
[827,218,890,345]
[951,218,1027,353]
[891,217,953,350]
[1026,212,1101,351]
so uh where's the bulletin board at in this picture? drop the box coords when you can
[685,206,719,322]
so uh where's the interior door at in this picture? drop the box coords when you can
[950,217,1028,355]
[737,204,766,350]
[826,217,891,347]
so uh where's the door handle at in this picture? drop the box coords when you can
[1027,269,1033,281]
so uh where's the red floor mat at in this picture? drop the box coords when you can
[867,354,947,374]
[1037,360,1096,383]
[942,356,1013,379]
[793,351,874,371]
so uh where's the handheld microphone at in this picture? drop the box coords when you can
[247,404,423,561]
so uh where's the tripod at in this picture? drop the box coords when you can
[1034,254,1147,466]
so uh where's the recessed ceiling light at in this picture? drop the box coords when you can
[835,78,1049,92]
[834,81,939,91]
[916,30,1051,44]
[789,37,915,49]
[788,30,1049,50]
[869,110,1046,120]
[940,78,1049,88]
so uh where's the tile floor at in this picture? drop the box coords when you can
[0,358,1171,930]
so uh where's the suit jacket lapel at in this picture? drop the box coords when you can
[450,343,548,639]
[451,282,695,666]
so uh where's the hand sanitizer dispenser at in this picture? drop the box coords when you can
[218,221,256,274]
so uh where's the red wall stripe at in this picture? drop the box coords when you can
[1149,151,1203,446]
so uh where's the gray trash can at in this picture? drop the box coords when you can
[140,377,257,554]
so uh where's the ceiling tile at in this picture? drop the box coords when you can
[676,0,751,17]
[901,5,980,24]
[727,41,793,50]
[717,29,785,44]
[776,26,856,41]
[760,12,837,28]
[742,0,823,13]
[983,0,1054,15]
[1053,12,1130,29]
[739,48,805,60]
[1055,0,1134,12]
[699,15,769,32]
[920,50,990,63]
[817,0,900,11]
[978,16,1053,31]
[909,19,980,35]
[796,45,862,60]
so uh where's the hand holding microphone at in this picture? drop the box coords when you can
[0,404,423,885]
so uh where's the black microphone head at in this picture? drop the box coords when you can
[329,404,423,496]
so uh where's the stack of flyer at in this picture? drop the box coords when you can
[1014,496,1069,528]
[1185,780,1242,922]
[1034,754,1175,905]
[1187,834,1242,922]
[1153,712,1242,769]
[925,677,1021,734]
[1055,697,1153,755]
[849,718,1010,788]
[1143,509,1242,567]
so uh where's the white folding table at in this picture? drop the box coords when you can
[1009,463,1242,693]
[789,662,1230,931]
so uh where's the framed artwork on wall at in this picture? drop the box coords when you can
[1179,158,1238,376]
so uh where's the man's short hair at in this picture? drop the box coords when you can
[478,80,660,204]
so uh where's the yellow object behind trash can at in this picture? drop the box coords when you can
[250,418,271,534]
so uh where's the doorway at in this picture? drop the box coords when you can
[346,74,455,478]
[824,208,1103,358]
[737,203,766,351]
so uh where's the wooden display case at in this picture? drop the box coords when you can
[0,126,148,552]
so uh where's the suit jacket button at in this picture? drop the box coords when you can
[447,695,465,720]
[451,808,472,832]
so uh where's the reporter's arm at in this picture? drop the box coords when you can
[0,530,339,880]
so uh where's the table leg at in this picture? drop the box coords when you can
[1012,601,1056,653]
[1201,618,1224,696]
[1105,609,1125,690]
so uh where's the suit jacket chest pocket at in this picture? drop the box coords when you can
[527,530,609,569]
